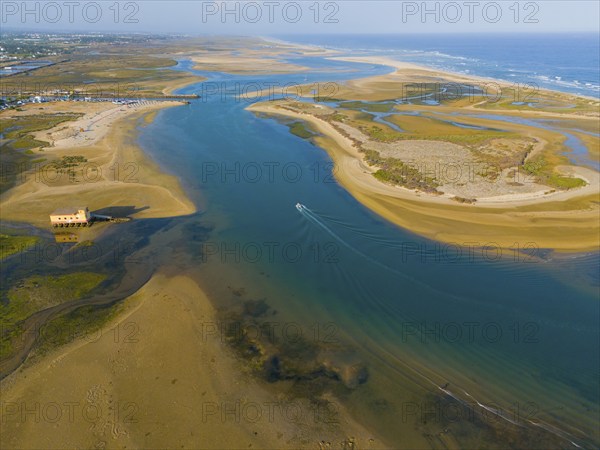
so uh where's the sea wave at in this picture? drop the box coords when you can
[532,75,600,93]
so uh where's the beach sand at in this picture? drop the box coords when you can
[188,39,336,75]
[191,53,309,75]
[1,100,196,228]
[0,273,386,449]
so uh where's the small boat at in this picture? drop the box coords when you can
[295,203,305,212]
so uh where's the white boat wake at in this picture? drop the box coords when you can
[295,202,588,449]
[296,202,405,277]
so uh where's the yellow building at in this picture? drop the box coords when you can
[49,207,92,227]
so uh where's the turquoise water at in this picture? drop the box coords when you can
[137,58,600,447]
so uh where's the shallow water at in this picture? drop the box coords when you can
[135,57,600,447]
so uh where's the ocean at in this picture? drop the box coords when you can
[273,33,600,98]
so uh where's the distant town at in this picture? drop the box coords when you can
[0,30,178,60]
[0,95,145,111]
[0,31,197,107]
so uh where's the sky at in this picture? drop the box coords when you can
[1,1,599,35]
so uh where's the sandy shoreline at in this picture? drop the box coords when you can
[249,102,599,251]
[1,100,196,228]
[315,55,600,116]
[0,272,386,449]
[251,102,598,208]
[330,55,600,104]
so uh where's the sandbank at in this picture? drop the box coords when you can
[249,102,599,251]
[0,273,386,449]
[1,100,196,228]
